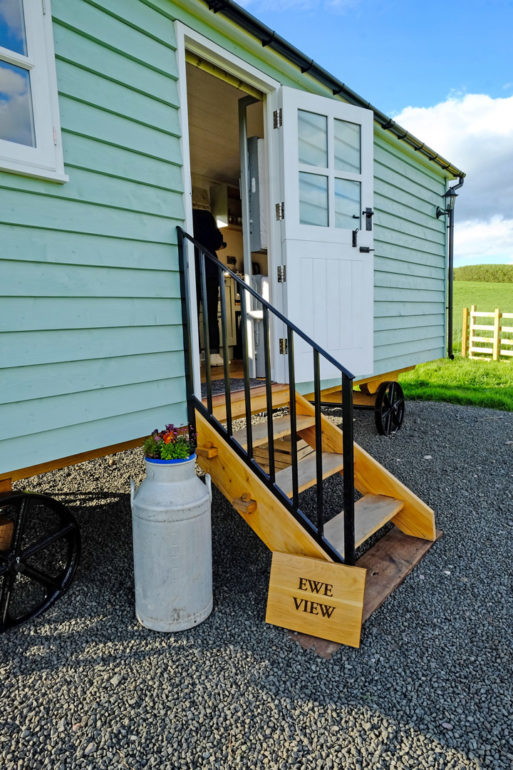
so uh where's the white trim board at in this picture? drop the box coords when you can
[175,21,283,392]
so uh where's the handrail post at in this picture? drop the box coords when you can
[342,374,355,564]
[199,246,212,415]
[240,289,253,458]
[218,265,233,436]
[177,227,195,430]
[313,350,323,537]
[263,307,275,482]
[287,328,299,512]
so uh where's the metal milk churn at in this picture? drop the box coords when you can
[131,454,213,632]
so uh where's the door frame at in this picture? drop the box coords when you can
[175,22,282,397]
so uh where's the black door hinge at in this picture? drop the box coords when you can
[273,108,283,128]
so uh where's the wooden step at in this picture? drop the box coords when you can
[275,452,344,498]
[324,494,404,556]
[358,526,442,623]
[231,414,316,451]
[210,384,290,421]
[254,438,314,473]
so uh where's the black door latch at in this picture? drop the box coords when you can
[363,207,374,231]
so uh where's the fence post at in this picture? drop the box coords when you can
[469,305,477,358]
[461,307,469,358]
[493,308,501,361]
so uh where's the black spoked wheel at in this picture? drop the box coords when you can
[374,381,405,436]
[0,492,80,633]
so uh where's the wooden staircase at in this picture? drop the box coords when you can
[195,386,438,647]
[178,227,439,649]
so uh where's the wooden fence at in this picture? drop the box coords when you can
[462,305,513,360]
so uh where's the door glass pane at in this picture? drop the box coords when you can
[0,60,35,146]
[334,120,361,173]
[298,110,327,167]
[299,172,328,226]
[335,179,360,229]
[0,0,27,55]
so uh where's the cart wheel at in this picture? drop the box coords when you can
[374,381,405,436]
[0,492,80,633]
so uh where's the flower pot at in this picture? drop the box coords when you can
[130,454,213,632]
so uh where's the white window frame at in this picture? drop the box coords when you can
[0,0,67,182]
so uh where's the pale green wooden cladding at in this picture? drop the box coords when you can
[0,0,451,476]
[0,0,187,475]
[373,135,448,375]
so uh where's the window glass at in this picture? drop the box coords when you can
[334,120,360,173]
[298,110,327,168]
[335,179,360,229]
[0,0,28,56]
[0,60,35,146]
[299,172,328,226]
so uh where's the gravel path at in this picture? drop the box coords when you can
[2,401,512,769]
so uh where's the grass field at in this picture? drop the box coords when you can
[398,279,513,412]
[453,280,513,349]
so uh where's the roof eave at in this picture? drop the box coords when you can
[203,0,465,180]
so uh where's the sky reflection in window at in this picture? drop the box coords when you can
[0,60,35,146]
[0,0,27,55]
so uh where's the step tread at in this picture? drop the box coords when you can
[275,451,344,498]
[232,414,316,450]
[324,494,404,556]
[210,384,290,420]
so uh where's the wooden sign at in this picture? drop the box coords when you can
[266,552,367,648]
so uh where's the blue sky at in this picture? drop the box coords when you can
[239,0,513,266]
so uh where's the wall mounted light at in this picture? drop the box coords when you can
[436,187,458,218]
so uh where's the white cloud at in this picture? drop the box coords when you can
[455,217,513,265]
[0,63,27,97]
[0,64,34,146]
[0,0,25,41]
[394,94,513,265]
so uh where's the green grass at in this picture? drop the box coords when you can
[398,278,513,412]
[399,356,513,411]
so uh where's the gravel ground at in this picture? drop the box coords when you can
[1,400,512,769]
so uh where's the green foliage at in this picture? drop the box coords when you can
[143,435,160,459]
[143,424,196,460]
[159,436,194,460]
[454,264,513,283]
[399,356,513,411]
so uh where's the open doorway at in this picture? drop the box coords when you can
[185,58,270,386]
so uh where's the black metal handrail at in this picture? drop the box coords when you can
[177,226,356,564]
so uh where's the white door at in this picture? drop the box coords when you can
[276,86,374,383]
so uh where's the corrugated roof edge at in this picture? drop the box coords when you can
[203,0,465,181]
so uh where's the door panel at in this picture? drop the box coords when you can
[278,87,374,381]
